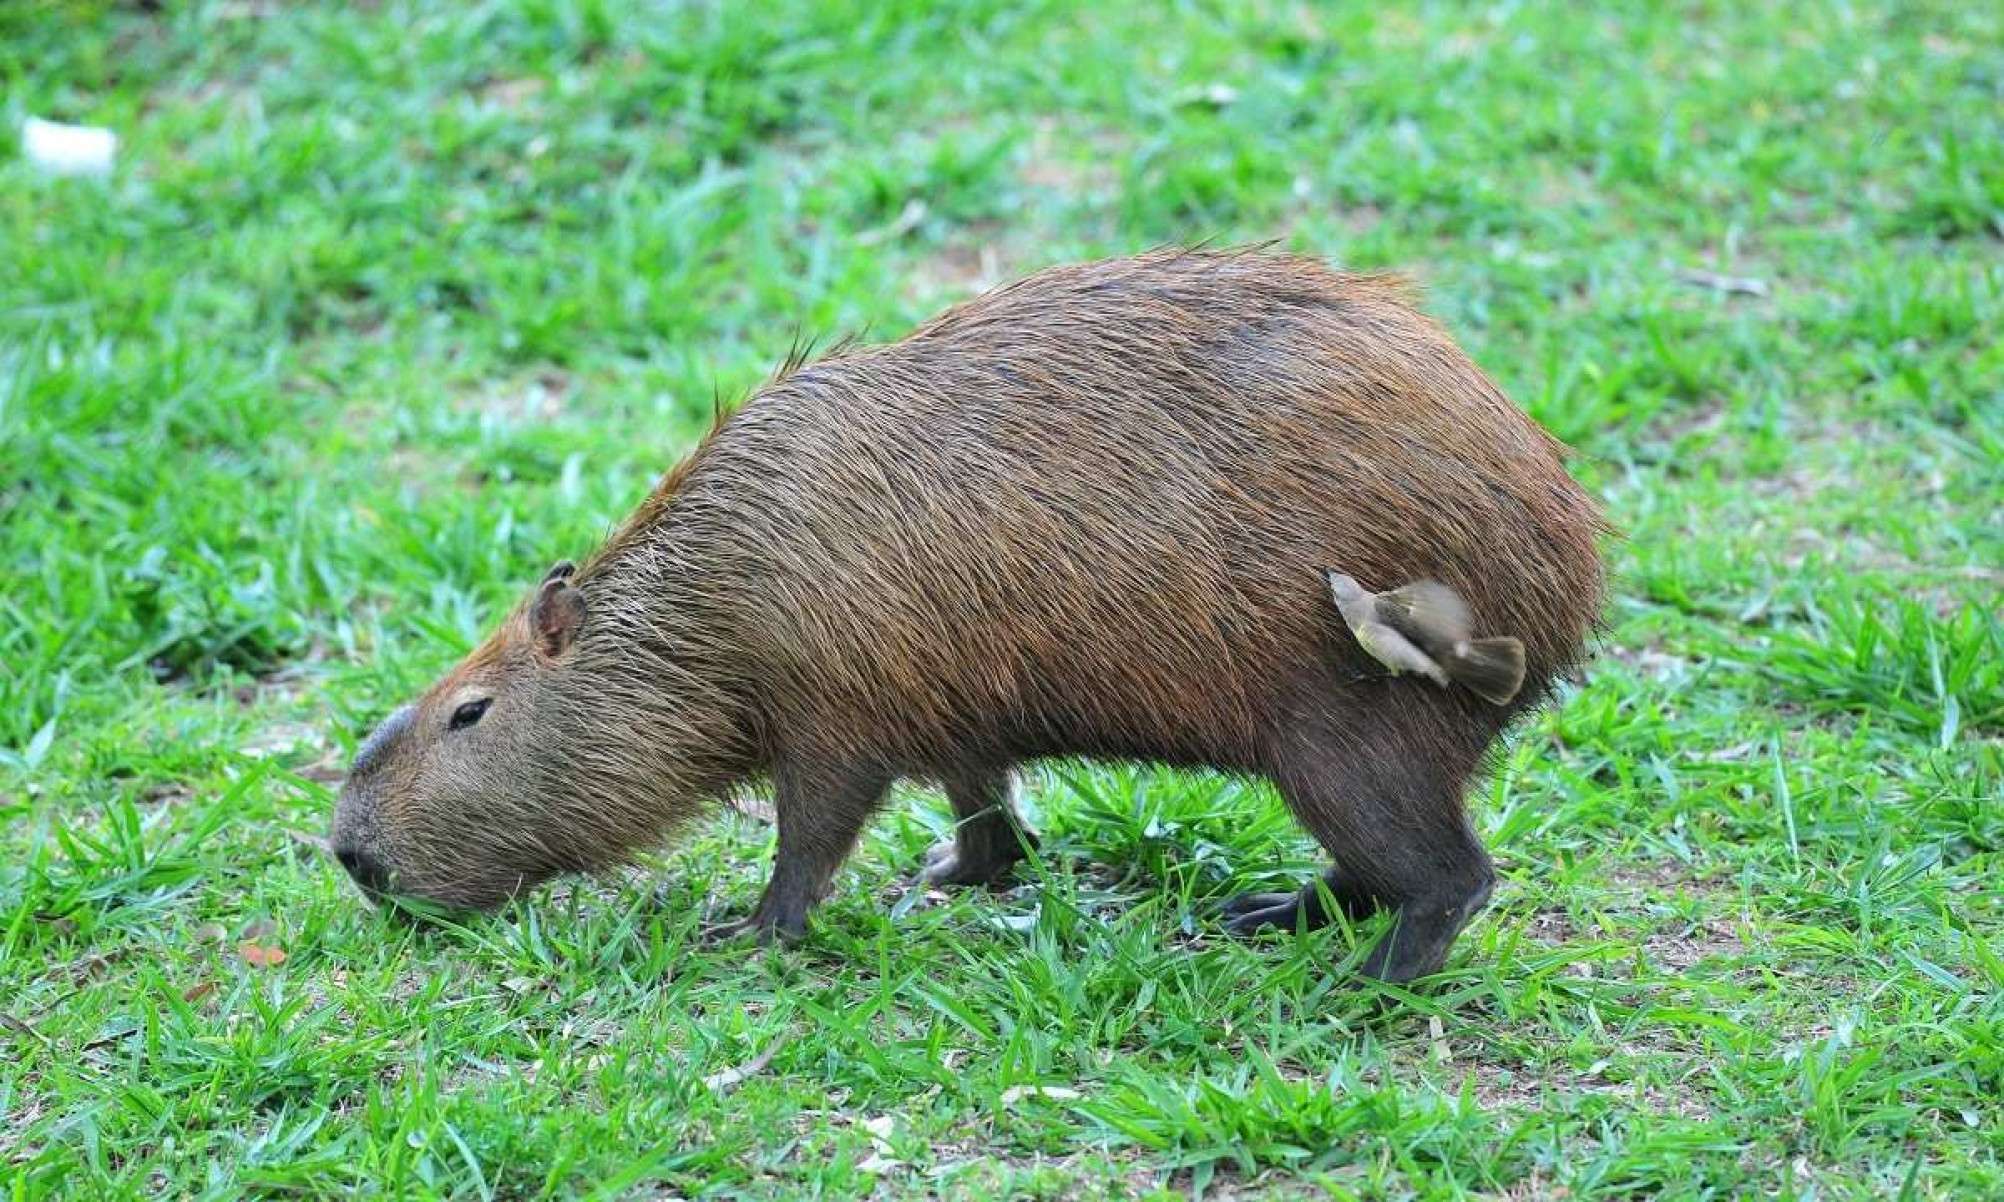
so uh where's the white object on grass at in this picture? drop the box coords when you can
[22,117,118,178]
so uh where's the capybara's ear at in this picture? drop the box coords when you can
[532,574,586,660]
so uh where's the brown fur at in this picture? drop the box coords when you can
[332,247,1608,983]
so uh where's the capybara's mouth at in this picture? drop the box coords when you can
[330,847,443,921]
[357,884,472,928]
[333,845,392,894]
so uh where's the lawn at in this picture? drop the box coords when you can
[3,1,2001,1197]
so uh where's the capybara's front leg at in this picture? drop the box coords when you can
[921,767,1038,887]
[704,757,889,944]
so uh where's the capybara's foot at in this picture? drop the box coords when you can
[919,829,1035,888]
[700,910,805,947]
[1353,875,1494,984]
[921,770,1037,888]
[1221,890,1313,934]
[1221,867,1376,937]
[1222,867,1493,984]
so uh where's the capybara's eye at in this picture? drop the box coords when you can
[449,698,491,731]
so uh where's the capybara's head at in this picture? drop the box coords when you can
[331,562,597,909]
[332,552,753,910]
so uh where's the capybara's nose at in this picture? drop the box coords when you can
[334,845,391,895]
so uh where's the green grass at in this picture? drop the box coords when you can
[3,0,2001,1196]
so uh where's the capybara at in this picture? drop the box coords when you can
[332,247,1607,983]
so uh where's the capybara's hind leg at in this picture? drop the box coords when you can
[1229,704,1497,984]
[921,767,1037,886]
[705,757,889,944]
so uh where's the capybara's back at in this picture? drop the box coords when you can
[334,248,1607,986]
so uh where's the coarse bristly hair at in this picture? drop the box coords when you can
[332,246,1610,941]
